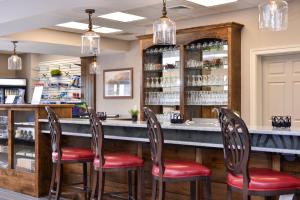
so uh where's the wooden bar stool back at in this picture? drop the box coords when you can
[46,106,94,200]
[88,109,145,200]
[218,108,300,200]
[144,107,212,200]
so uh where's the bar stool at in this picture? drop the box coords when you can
[217,108,300,200]
[45,106,94,200]
[88,109,145,200]
[144,107,212,200]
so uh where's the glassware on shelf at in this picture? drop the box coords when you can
[186,60,203,69]
[186,91,228,106]
[145,76,180,88]
[145,46,179,55]
[185,40,228,52]
[186,75,227,87]
[145,91,180,106]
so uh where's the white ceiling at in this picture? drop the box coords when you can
[48,0,264,40]
[0,0,292,56]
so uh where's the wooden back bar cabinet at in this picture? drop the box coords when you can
[138,22,243,120]
[0,104,72,197]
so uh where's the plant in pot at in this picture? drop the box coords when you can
[129,106,139,122]
[50,69,62,77]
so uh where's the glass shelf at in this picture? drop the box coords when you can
[185,84,228,87]
[13,111,35,173]
[186,103,228,106]
[0,111,8,169]
[143,46,181,116]
[184,39,229,119]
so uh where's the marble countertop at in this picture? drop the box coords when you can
[39,118,300,136]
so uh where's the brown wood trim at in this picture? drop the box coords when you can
[137,22,244,40]
[81,56,96,109]
[103,68,134,99]
[8,110,13,169]
[0,104,73,108]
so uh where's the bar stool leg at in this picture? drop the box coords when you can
[152,178,157,200]
[48,163,57,200]
[83,163,88,200]
[190,181,196,200]
[203,177,212,200]
[55,164,63,200]
[227,185,232,200]
[158,180,165,200]
[243,192,250,200]
[91,170,98,200]
[97,170,105,200]
[138,167,145,200]
[128,170,133,200]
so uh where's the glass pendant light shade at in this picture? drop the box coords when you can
[153,0,176,45]
[259,0,288,31]
[81,30,100,55]
[81,9,100,55]
[8,41,22,70]
[89,56,100,74]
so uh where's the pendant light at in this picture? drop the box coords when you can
[153,0,176,45]
[89,55,100,74]
[8,41,22,70]
[259,0,288,31]
[81,9,100,55]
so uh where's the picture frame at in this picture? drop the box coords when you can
[103,68,133,99]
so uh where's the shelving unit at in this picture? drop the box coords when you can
[143,46,181,119]
[139,22,243,120]
[0,104,73,197]
[31,59,83,104]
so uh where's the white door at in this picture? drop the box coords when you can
[262,53,300,127]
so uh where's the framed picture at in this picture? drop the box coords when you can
[103,68,133,98]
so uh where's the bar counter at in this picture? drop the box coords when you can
[39,118,300,155]
[38,117,300,199]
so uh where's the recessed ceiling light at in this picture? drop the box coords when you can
[98,12,145,22]
[186,0,238,7]
[56,22,99,30]
[94,27,122,33]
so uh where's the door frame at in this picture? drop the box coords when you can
[250,44,300,125]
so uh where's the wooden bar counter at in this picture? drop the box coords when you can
[0,104,73,197]
[39,118,300,200]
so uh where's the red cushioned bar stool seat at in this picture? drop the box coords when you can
[228,168,300,192]
[45,106,93,200]
[94,153,144,169]
[218,108,300,200]
[89,109,145,200]
[52,147,94,162]
[152,160,211,179]
[144,107,212,200]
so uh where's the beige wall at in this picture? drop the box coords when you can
[96,41,141,117]
[97,0,300,123]
[0,54,17,78]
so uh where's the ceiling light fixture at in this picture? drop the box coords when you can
[8,41,22,70]
[98,12,145,22]
[81,9,100,55]
[56,21,99,30]
[186,0,238,7]
[94,27,122,33]
[259,0,288,31]
[153,0,176,45]
[89,55,100,74]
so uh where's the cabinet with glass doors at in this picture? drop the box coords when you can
[139,22,243,121]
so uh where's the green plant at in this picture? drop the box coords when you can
[50,69,62,77]
[129,108,139,117]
